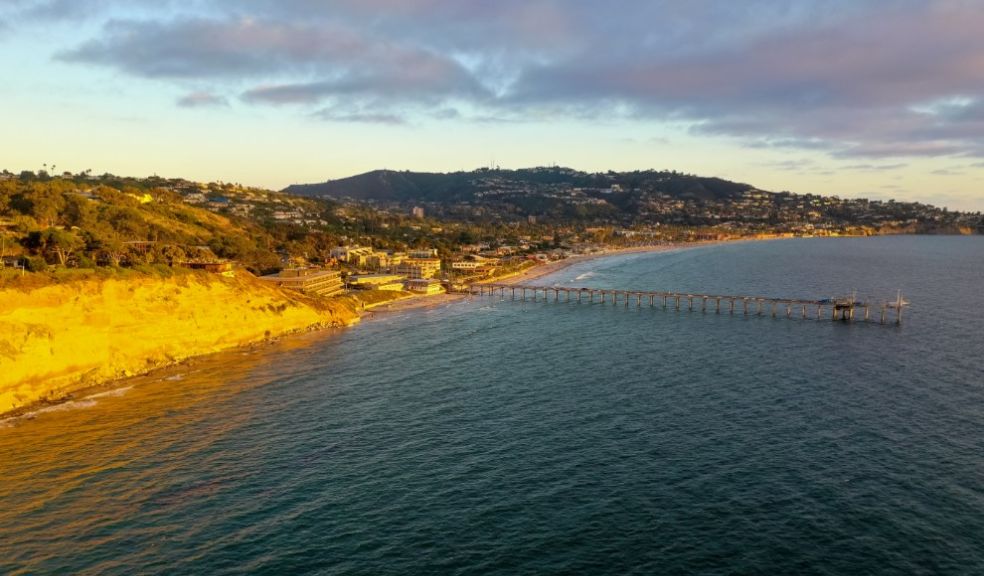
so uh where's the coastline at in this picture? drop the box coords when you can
[0,240,728,421]
[361,240,732,318]
[0,273,364,418]
[477,240,731,286]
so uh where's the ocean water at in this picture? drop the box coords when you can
[1,236,983,575]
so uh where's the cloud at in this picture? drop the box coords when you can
[313,106,406,125]
[759,158,816,172]
[176,91,228,108]
[26,1,984,160]
[841,163,907,172]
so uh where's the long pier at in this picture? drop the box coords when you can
[470,283,908,325]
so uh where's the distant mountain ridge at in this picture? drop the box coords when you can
[283,166,982,234]
[282,167,755,203]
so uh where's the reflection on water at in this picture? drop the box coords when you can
[1,237,983,575]
[0,330,340,573]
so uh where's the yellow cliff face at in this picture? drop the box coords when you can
[0,273,360,415]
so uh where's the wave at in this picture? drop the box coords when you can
[574,272,595,281]
[19,399,99,420]
[84,386,133,400]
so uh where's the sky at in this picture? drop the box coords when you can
[1,0,983,211]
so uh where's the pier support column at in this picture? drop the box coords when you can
[716,298,721,314]
[702,298,707,313]
[730,299,735,314]
[688,297,694,312]
[817,305,822,320]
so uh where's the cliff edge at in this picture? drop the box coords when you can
[0,272,360,415]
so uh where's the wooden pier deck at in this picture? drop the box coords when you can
[470,283,908,325]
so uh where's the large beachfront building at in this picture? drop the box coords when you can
[259,268,344,297]
[404,278,445,295]
[394,258,441,279]
[348,274,406,291]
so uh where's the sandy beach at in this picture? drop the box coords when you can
[362,240,731,318]
[478,241,730,286]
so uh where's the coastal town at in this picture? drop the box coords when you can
[1,168,982,303]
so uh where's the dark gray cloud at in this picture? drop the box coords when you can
[17,0,984,148]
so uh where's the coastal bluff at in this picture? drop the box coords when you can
[0,272,360,415]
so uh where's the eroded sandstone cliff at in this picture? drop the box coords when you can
[0,272,360,414]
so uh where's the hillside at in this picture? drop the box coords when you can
[284,167,753,203]
[0,172,345,275]
[284,167,983,234]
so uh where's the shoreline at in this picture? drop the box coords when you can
[476,239,734,286]
[0,239,732,422]
[360,240,733,318]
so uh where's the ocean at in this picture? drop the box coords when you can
[1,236,982,575]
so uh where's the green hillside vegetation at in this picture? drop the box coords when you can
[0,172,309,277]
[0,171,568,284]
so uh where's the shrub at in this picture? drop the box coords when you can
[24,256,48,272]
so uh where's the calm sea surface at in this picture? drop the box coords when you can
[1,236,983,575]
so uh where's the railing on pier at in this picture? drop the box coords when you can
[469,283,909,325]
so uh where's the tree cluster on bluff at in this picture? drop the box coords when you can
[0,171,297,273]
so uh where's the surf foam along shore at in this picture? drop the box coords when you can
[0,271,362,416]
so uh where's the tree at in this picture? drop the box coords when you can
[26,228,83,266]
[46,228,83,266]
[24,184,65,228]
[87,225,127,267]
[151,244,187,266]
[64,194,96,229]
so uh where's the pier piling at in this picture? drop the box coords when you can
[471,283,907,327]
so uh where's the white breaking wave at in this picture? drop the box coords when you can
[20,399,99,420]
[85,386,133,400]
